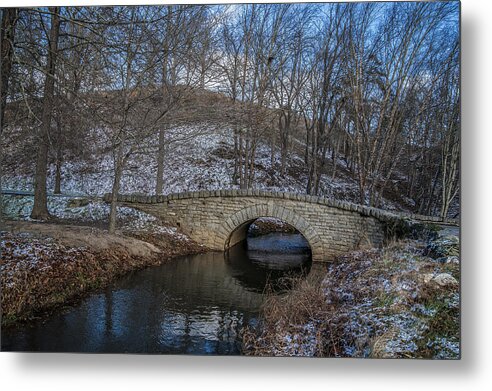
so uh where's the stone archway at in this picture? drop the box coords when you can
[221,204,325,261]
[111,188,423,261]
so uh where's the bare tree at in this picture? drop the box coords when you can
[301,3,348,195]
[0,8,19,220]
[439,40,460,218]
[153,5,215,195]
[31,7,61,219]
[1,8,18,132]
[2,3,459,221]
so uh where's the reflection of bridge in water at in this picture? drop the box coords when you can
[226,238,312,293]
[108,189,458,261]
[3,243,314,354]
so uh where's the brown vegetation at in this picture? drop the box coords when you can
[1,221,205,326]
[242,271,345,357]
[242,237,460,358]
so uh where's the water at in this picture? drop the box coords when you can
[1,233,313,354]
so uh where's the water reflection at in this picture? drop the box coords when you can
[226,233,312,292]
[2,233,312,354]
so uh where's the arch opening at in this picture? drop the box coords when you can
[226,217,308,249]
[226,218,257,249]
[226,216,312,272]
[222,205,324,262]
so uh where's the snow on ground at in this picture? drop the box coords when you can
[1,232,82,289]
[275,322,319,357]
[1,193,190,241]
[324,238,460,359]
[2,122,407,211]
[248,217,292,231]
[2,194,109,222]
[245,233,460,359]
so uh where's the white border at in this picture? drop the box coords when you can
[2,1,491,390]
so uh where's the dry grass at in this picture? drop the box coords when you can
[242,270,347,357]
[243,238,460,359]
[1,225,204,327]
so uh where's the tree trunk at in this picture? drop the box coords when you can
[270,126,275,183]
[54,153,62,194]
[279,115,287,177]
[155,128,165,194]
[248,142,257,188]
[242,132,250,189]
[1,8,17,132]
[155,6,172,194]
[305,125,310,166]
[307,126,318,195]
[233,126,239,185]
[109,145,124,234]
[0,8,18,222]
[331,137,340,180]
[31,7,61,219]
[53,115,62,194]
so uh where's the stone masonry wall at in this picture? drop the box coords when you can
[108,189,432,262]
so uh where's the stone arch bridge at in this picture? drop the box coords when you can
[106,189,458,262]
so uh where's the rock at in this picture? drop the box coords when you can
[445,256,460,264]
[425,235,460,258]
[66,198,90,208]
[421,272,458,288]
[422,273,434,284]
[435,255,459,264]
[432,273,459,287]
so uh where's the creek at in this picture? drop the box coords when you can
[2,232,315,354]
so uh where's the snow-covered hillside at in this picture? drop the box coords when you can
[2,123,408,212]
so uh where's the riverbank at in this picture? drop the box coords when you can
[242,234,460,359]
[1,220,206,327]
[248,217,297,237]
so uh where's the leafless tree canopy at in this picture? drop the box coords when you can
[0,2,460,229]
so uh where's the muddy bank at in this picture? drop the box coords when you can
[1,221,205,327]
[242,236,460,359]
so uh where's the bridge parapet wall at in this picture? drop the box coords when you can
[104,190,458,225]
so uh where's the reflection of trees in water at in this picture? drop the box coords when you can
[225,236,312,294]
[2,235,312,354]
[92,252,264,353]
